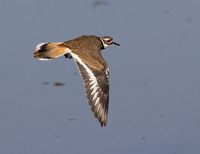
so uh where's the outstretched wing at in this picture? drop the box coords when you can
[70,52,109,127]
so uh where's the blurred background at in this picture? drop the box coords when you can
[0,0,200,153]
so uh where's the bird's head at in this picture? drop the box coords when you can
[100,36,120,49]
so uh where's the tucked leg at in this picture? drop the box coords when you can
[64,53,72,59]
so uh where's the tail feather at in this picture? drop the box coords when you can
[34,42,67,60]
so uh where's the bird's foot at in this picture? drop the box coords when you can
[64,53,72,59]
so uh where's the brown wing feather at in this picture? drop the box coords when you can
[72,54,109,127]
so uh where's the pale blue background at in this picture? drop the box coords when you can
[0,0,200,153]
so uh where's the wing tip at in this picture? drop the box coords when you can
[92,107,108,127]
[100,120,107,127]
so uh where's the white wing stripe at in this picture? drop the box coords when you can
[95,97,100,106]
[68,51,102,103]
[67,51,99,92]
[93,92,98,101]
[66,49,108,126]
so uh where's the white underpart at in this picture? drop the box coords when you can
[67,49,103,109]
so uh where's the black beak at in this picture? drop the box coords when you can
[113,42,120,46]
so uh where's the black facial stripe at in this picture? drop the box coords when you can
[98,37,105,49]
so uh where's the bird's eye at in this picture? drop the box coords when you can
[107,40,111,42]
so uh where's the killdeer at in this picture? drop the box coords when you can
[33,35,120,127]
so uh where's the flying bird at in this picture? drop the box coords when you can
[34,35,120,126]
